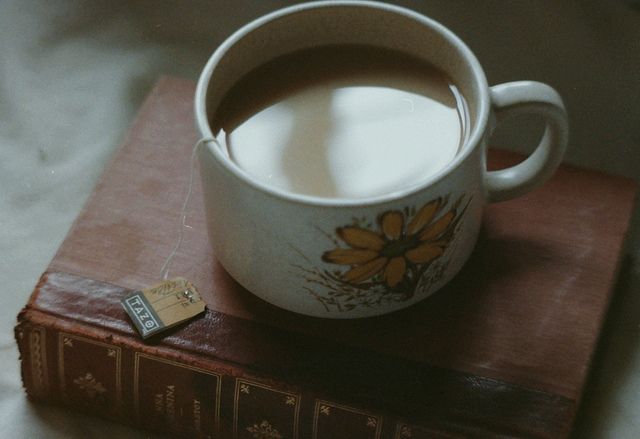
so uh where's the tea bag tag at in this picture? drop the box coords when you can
[121,277,205,339]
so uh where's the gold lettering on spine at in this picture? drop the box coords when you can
[165,385,176,424]
[154,393,164,414]
[29,327,48,396]
[193,399,202,432]
[133,353,221,433]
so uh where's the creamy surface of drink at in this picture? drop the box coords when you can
[213,46,468,199]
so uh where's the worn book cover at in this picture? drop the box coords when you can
[15,77,637,438]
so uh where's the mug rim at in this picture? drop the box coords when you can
[195,0,490,208]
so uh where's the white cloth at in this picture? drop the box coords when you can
[1,1,638,437]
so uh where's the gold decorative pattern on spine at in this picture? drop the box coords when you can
[234,378,301,439]
[246,420,283,439]
[394,424,412,438]
[29,327,48,396]
[73,373,107,398]
[57,333,122,408]
[312,400,383,439]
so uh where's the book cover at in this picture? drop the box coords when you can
[15,77,637,438]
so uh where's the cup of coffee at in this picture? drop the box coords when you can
[195,0,568,318]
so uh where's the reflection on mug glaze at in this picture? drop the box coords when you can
[295,194,470,312]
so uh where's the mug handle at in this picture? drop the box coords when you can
[485,81,569,202]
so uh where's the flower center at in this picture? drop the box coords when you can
[380,235,420,258]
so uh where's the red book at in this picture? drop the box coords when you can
[15,77,637,438]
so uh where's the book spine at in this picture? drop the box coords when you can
[16,309,455,439]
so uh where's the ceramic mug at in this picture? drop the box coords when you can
[195,0,568,318]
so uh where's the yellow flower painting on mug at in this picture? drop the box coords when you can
[297,195,470,312]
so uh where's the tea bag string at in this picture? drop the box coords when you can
[159,136,221,280]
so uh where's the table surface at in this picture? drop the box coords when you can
[2,1,639,438]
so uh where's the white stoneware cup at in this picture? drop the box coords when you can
[195,0,568,318]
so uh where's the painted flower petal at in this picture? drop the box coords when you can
[384,256,406,287]
[380,211,404,240]
[407,198,443,235]
[405,242,445,264]
[343,257,388,284]
[419,211,455,241]
[322,248,379,265]
[337,227,385,251]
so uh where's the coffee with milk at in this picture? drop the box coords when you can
[212,45,469,199]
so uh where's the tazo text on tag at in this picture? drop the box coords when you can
[121,278,205,338]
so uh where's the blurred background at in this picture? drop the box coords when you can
[1,1,638,437]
